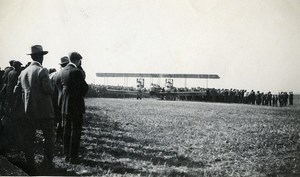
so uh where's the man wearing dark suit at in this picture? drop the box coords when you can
[1,60,15,85]
[0,60,15,118]
[61,52,88,163]
[15,45,55,173]
[6,61,23,116]
[289,92,294,105]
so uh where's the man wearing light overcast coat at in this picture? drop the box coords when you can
[15,45,55,173]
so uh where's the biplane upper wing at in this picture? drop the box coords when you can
[96,73,220,79]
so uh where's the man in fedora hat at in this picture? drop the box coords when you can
[61,52,88,163]
[52,56,69,143]
[59,56,69,67]
[15,45,55,173]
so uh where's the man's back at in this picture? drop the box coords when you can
[53,69,64,107]
[61,64,88,115]
[0,67,13,97]
[7,69,21,97]
[2,67,13,84]
[19,61,54,119]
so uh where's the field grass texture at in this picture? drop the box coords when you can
[50,98,300,176]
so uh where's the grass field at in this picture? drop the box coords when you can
[49,97,300,176]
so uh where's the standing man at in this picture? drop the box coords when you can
[61,52,88,163]
[289,92,294,105]
[0,60,15,118]
[15,45,55,173]
[53,56,69,143]
[7,61,23,116]
[1,61,23,148]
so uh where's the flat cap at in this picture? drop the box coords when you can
[13,61,22,67]
[69,52,82,62]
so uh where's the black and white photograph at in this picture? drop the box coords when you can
[0,0,300,176]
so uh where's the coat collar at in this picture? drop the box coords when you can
[30,61,43,67]
[67,63,77,68]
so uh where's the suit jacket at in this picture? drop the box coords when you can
[2,66,14,84]
[0,66,14,98]
[7,69,21,97]
[53,69,64,118]
[16,61,54,119]
[61,63,88,115]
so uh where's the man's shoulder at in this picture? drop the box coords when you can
[7,69,17,77]
[60,65,72,75]
[4,66,13,71]
[3,67,13,75]
[70,67,84,77]
[62,64,76,72]
[25,64,41,73]
[20,64,43,77]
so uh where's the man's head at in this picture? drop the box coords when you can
[69,52,82,67]
[13,61,22,71]
[59,56,69,68]
[27,45,48,64]
[48,68,57,74]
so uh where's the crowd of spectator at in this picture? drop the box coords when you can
[201,88,293,106]
[0,45,88,175]
[86,84,148,98]
[86,84,294,106]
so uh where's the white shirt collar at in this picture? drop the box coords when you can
[68,62,77,68]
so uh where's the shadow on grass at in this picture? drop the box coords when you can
[81,159,140,174]
[79,110,205,175]
[4,150,77,176]
[1,105,204,176]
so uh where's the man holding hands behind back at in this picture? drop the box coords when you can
[61,52,88,164]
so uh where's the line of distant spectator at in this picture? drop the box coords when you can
[86,84,293,106]
[202,88,293,106]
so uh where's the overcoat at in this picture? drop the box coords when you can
[16,61,54,119]
[7,69,20,97]
[60,63,88,115]
[0,66,13,98]
[53,70,63,112]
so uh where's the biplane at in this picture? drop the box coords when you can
[96,73,220,100]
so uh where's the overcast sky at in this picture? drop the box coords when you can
[0,0,299,93]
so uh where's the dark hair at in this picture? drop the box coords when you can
[48,68,57,74]
[69,52,82,63]
[61,62,68,68]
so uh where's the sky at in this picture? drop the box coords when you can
[0,0,299,93]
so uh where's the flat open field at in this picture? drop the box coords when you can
[50,97,300,176]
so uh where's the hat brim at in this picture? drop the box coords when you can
[27,51,48,55]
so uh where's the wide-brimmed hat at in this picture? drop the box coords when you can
[59,56,69,65]
[27,45,48,55]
